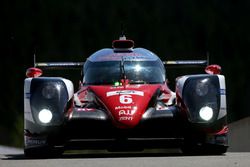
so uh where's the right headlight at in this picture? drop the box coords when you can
[195,78,209,96]
[199,106,213,121]
[38,109,53,124]
[182,75,220,123]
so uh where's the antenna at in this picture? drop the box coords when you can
[119,22,126,40]
[206,51,210,65]
[121,22,125,37]
[33,50,36,67]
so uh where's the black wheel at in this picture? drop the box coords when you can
[24,146,64,158]
[181,144,228,155]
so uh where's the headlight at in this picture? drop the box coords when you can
[182,75,220,123]
[195,78,209,96]
[30,78,69,125]
[38,109,53,124]
[199,106,213,121]
[42,84,57,99]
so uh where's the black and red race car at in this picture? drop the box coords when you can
[24,36,228,157]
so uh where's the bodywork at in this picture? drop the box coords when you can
[24,38,228,156]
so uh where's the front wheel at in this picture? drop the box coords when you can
[24,146,64,158]
[181,144,228,155]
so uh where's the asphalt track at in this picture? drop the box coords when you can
[1,146,250,167]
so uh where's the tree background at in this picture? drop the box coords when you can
[1,0,250,147]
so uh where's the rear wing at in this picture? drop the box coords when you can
[163,60,208,68]
[35,62,84,70]
[34,60,208,69]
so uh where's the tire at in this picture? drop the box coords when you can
[24,146,64,158]
[181,144,228,155]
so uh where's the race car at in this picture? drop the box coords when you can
[24,36,228,157]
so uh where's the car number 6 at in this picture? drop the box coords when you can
[119,95,133,104]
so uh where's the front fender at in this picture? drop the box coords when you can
[176,74,227,124]
[24,77,74,129]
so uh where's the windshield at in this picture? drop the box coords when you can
[124,61,165,84]
[83,60,165,85]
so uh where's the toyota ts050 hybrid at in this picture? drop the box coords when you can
[24,36,228,157]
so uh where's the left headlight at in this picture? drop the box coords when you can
[38,109,53,124]
[42,84,57,99]
[30,78,69,125]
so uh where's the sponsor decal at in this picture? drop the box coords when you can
[25,136,46,146]
[119,116,133,121]
[119,110,134,116]
[220,107,227,112]
[110,85,141,89]
[76,108,95,112]
[106,90,144,97]
[123,56,149,61]
[25,93,31,99]
[115,106,137,121]
[115,106,132,110]
[110,86,124,89]
[220,89,226,95]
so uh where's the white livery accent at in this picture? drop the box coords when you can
[24,78,35,123]
[217,75,227,120]
[62,78,74,100]
[175,76,189,98]
[107,90,144,97]
[166,91,176,106]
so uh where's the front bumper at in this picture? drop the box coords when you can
[24,106,228,150]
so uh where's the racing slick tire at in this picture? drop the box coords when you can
[181,143,228,155]
[24,146,64,158]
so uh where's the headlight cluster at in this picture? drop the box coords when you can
[30,78,68,125]
[183,75,220,123]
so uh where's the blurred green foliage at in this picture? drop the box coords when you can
[1,0,250,147]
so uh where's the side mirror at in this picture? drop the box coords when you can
[26,67,43,78]
[205,64,221,75]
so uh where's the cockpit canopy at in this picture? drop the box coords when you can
[83,48,165,85]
